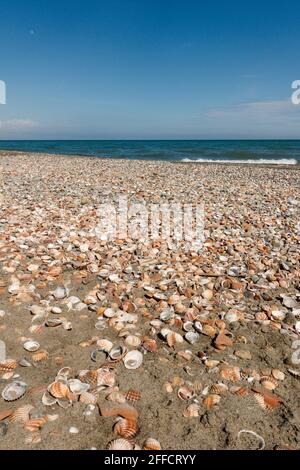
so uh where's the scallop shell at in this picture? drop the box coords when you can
[48,381,69,399]
[10,405,34,423]
[2,381,27,401]
[79,369,98,385]
[210,383,228,395]
[79,391,98,405]
[96,339,113,353]
[23,340,40,352]
[56,367,72,381]
[97,368,117,387]
[125,389,141,403]
[220,366,241,382]
[0,359,17,371]
[107,438,133,450]
[123,350,143,370]
[32,350,49,363]
[114,418,139,438]
[143,438,162,450]
[125,335,141,348]
[260,377,278,391]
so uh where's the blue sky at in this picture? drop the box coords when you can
[0,0,300,139]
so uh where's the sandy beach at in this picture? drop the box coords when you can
[0,151,299,450]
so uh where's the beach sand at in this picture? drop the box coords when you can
[0,151,299,450]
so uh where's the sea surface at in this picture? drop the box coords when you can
[0,140,299,164]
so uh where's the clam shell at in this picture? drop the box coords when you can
[183,403,200,418]
[237,430,265,450]
[185,331,200,345]
[203,393,221,409]
[107,391,126,404]
[96,339,113,353]
[143,438,162,450]
[0,409,13,421]
[104,308,118,318]
[2,381,27,401]
[68,379,90,395]
[123,350,143,370]
[272,369,285,381]
[125,335,141,348]
[23,340,40,352]
[109,346,128,362]
[107,438,133,450]
[114,418,139,438]
[25,416,48,432]
[97,368,117,387]
[183,321,194,332]
[142,337,157,353]
[46,318,63,327]
[160,308,174,322]
[56,367,72,380]
[53,286,68,299]
[79,369,98,386]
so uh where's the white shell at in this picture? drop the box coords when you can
[68,379,90,394]
[104,308,117,318]
[96,339,113,352]
[160,327,172,339]
[109,346,127,361]
[53,286,68,299]
[160,308,174,322]
[125,335,141,348]
[1,381,27,401]
[23,340,40,352]
[185,331,200,344]
[42,391,57,406]
[123,350,143,370]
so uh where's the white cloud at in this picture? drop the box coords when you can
[0,119,38,130]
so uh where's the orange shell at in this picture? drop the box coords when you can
[143,438,162,450]
[32,350,49,363]
[48,381,69,399]
[99,404,139,420]
[79,370,98,385]
[0,359,17,372]
[25,416,48,432]
[114,418,139,439]
[0,408,13,421]
[142,337,157,353]
[10,405,34,423]
[203,394,221,409]
[125,389,142,403]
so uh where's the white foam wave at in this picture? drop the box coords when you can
[181,158,298,165]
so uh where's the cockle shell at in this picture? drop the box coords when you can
[79,369,98,386]
[203,394,221,409]
[0,409,13,421]
[10,405,34,423]
[104,308,118,318]
[272,369,285,381]
[114,418,139,438]
[142,337,157,353]
[48,381,69,399]
[25,416,49,432]
[79,391,98,405]
[56,367,72,380]
[32,350,49,362]
[96,339,113,353]
[166,332,183,347]
[123,350,143,370]
[53,286,68,299]
[0,359,17,371]
[220,366,241,382]
[107,391,126,404]
[25,432,42,444]
[42,391,58,406]
[260,377,278,391]
[210,383,228,395]
[125,389,141,403]
[97,368,117,387]
[2,381,27,401]
[143,438,162,450]
[107,438,133,450]
[237,430,265,450]
[23,340,40,352]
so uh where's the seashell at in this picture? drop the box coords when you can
[114,418,139,438]
[125,335,141,348]
[237,430,265,450]
[0,409,13,421]
[96,338,114,353]
[1,381,27,401]
[224,312,239,323]
[282,296,297,309]
[19,358,32,368]
[48,381,69,399]
[97,368,117,387]
[56,367,72,380]
[84,295,97,305]
[51,306,62,314]
[183,321,194,332]
[214,332,233,350]
[202,289,213,301]
[150,319,162,329]
[107,391,126,404]
[46,318,63,327]
[160,308,174,322]
[204,359,220,368]
[166,332,183,348]
[29,324,44,334]
[79,369,98,385]
[104,308,118,318]
[79,391,98,405]
[25,416,48,432]
[143,438,162,450]
[271,310,286,321]
[125,389,141,403]
[142,337,157,353]
[68,379,90,394]
[210,383,228,395]
[27,384,48,397]
[23,340,40,352]
[260,377,278,391]
[32,350,49,363]
[230,386,248,397]
[220,366,241,382]
[183,403,200,418]
[252,386,284,410]
[0,359,17,371]
[62,319,72,330]
[185,331,200,345]
[164,382,173,393]
[177,350,193,361]
[194,321,202,333]
[53,286,68,299]
[123,350,143,370]
[107,438,133,450]
[100,404,139,420]
[42,391,57,406]
[203,394,221,409]
[10,405,34,423]
[69,426,79,434]
[234,349,252,360]
[109,346,128,362]
[202,324,217,338]
[177,386,194,400]
[160,327,172,339]
[272,369,285,381]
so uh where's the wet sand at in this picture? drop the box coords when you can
[0,151,299,450]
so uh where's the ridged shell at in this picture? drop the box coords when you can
[142,337,157,353]
[79,369,98,385]
[114,418,139,438]
[125,389,141,403]
[210,383,228,395]
[183,403,200,418]
[25,416,48,431]
[123,350,143,370]
[107,438,133,450]
[42,391,57,406]
[202,324,217,337]
[0,359,17,371]
[272,369,285,381]
[68,379,90,394]
[96,339,113,353]
[10,405,34,423]
[48,381,69,399]
[143,438,162,450]
[185,331,200,345]
[203,394,221,409]
[125,335,141,348]
[260,377,278,391]
[97,368,117,387]
[107,391,126,404]
[1,381,27,401]
[109,346,128,362]
[220,366,241,382]
[79,391,98,405]
[25,432,42,444]
[32,350,49,362]
[166,332,183,348]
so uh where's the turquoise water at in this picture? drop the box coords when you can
[0,140,299,164]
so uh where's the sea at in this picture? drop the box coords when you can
[0,140,299,164]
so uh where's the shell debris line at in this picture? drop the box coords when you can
[0,151,300,450]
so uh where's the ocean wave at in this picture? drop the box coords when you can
[181,158,298,165]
